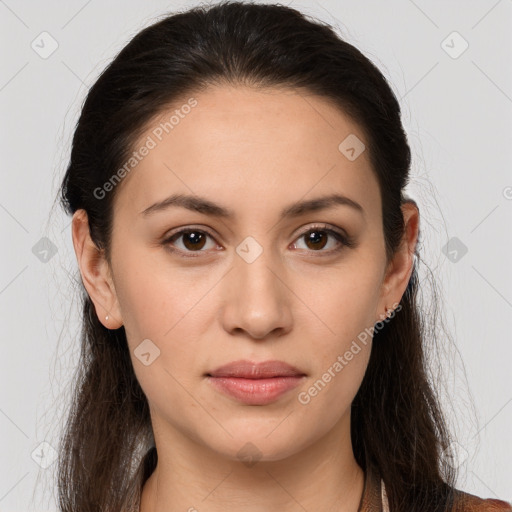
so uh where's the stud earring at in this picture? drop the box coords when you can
[105,315,109,321]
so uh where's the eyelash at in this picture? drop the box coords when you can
[161,224,356,258]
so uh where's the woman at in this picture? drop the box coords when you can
[57,1,512,511]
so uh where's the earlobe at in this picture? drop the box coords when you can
[71,209,123,329]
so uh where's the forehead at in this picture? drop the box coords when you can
[113,84,380,224]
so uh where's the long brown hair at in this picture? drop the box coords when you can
[56,2,463,510]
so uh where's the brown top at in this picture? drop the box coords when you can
[357,464,512,512]
[357,463,386,511]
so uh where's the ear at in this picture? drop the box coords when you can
[376,200,419,321]
[71,209,123,329]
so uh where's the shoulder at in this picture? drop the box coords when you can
[452,488,512,511]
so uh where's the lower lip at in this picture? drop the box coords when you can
[207,375,305,405]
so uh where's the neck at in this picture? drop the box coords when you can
[140,412,365,512]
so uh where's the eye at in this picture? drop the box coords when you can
[162,224,356,258]
[162,228,219,257]
[291,224,356,254]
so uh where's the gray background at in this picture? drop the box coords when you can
[0,0,511,510]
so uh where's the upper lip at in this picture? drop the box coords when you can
[207,360,306,379]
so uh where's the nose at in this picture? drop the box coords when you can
[220,246,293,341]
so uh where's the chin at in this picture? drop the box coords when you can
[202,424,313,465]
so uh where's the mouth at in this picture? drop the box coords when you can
[205,359,307,405]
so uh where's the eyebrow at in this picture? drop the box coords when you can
[140,192,365,219]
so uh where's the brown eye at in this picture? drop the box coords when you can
[162,224,356,258]
[303,230,329,251]
[164,229,217,254]
[180,231,207,251]
[292,225,356,254]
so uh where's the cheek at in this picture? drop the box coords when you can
[114,256,208,342]
[297,263,382,347]
[297,332,372,428]
[292,265,379,414]
[114,261,213,386]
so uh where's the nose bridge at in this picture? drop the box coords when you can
[234,234,283,299]
[221,234,292,338]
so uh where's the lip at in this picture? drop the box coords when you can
[207,359,305,379]
[206,360,306,405]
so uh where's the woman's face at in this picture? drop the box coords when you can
[74,84,416,463]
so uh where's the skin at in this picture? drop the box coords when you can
[71,84,419,512]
